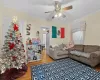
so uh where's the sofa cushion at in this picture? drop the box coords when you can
[73,45,84,51]
[53,46,60,50]
[70,50,82,56]
[59,44,66,49]
[51,44,66,51]
[57,50,68,56]
[80,52,90,58]
[70,50,90,58]
[91,51,100,58]
[52,44,59,48]
[84,45,99,53]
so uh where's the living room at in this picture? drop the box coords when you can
[0,0,100,80]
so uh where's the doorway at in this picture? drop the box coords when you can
[43,33,46,48]
[41,27,50,54]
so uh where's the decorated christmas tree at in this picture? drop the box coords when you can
[0,19,27,74]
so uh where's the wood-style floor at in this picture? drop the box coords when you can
[17,50,100,80]
[16,50,54,80]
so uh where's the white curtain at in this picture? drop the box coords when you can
[71,21,86,44]
[73,31,84,44]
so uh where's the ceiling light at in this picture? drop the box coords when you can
[54,14,58,17]
[43,29,46,31]
[59,13,62,17]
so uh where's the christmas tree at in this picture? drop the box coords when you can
[0,21,26,74]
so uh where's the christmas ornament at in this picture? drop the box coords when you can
[18,40,20,43]
[13,24,18,31]
[10,33,12,37]
[22,44,24,47]
[15,31,20,36]
[12,56,17,61]
[23,50,25,52]
[14,48,16,51]
[9,43,15,50]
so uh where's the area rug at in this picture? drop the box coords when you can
[31,58,100,80]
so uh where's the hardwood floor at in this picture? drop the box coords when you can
[17,50,100,80]
[16,50,54,80]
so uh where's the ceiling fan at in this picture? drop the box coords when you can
[45,1,73,20]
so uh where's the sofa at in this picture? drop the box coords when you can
[69,45,100,67]
[49,44,69,60]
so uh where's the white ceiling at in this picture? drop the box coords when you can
[1,0,100,23]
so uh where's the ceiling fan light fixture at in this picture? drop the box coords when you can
[58,13,62,17]
[54,14,58,17]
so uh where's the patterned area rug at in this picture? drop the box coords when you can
[31,58,100,80]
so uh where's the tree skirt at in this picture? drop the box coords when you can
[31,58,100,80]
[0,63,27,80]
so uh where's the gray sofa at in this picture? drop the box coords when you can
[69,45,100,67]
[49,44,69,60]
[48,44,100,67]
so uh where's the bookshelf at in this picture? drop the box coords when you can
[26,38,42,62]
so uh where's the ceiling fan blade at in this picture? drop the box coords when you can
[45,10,54,13]
[46,11,55,21]
[62,14,66,18]
[62,5,73,11]
[45,11,51,13]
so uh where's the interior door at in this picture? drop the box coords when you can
[46,31,50,54]
[43,34,46,48]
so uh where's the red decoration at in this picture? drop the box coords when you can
[10,33,12,37]
[23,56,25,58]
[13,24,19,31]
[14,48,16,51]
[9,43,15,50]
[22,44,24,47]
[18,40,20,43]
[60,28,65,38]
[12,56,17,61]
[8,42,10,45]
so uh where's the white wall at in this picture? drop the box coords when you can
[0,5,3,54]
[80,11,100,45]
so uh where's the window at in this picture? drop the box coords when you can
[72,31,84,44]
